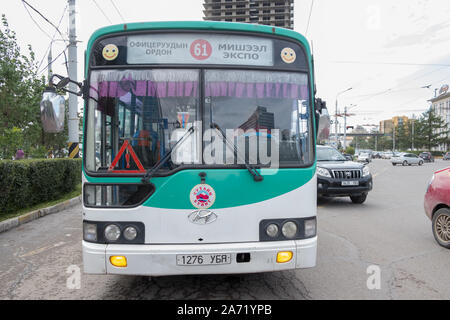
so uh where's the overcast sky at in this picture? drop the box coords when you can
[3,0,450,130]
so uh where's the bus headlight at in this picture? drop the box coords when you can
[282,221,298,239]
[259,218,315,241]
[104,224,121,241]
[123,226,138,241]
[304,218,316,238]
[265,224,279,238]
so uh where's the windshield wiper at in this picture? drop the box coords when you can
[141,126,194,184]
[210,122,263,182]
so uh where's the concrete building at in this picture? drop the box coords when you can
[379,116,410,134]
[203,0,294,29]
[429,84,450,151]
[379,119,394,134]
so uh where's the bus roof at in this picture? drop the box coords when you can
[86,21,311,71]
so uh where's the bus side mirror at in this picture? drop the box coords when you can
[315,98,330,140]
[40,74,85,133]
[40,87,65,133]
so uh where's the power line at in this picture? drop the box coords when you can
[37,4,68,72]
[93,0,113,24]
[332,60,450,67]
[21,0,69,74]
[22,0,67,40]
[22,1,52,39]
[110,0,125,23]
[346,65,450,105]
[305,0,314,35]
[38,45,69,75]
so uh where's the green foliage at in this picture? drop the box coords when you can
[0,158,81,215]
[0,14,68,160]
[414,108,450,150]
[345,146,355,155]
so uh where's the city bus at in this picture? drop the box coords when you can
[43,21,328,276]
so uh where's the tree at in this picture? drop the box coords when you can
[396,121,410,151]
[376,135,392,151]
[414,108,450,151]
[0,14,67,159]
[345,146,355,155]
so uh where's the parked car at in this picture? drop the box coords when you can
[342,153,353,161]
[382,151,394,159]
[424,167,450,248]
[316,145,373,204]
[419,152,434,162]
[372,152,382,159]
[357,152,371,163]
[443,152,450,160]
[391,153,424,166]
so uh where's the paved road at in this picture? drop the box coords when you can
[1,159,449,299]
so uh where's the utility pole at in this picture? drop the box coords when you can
[47,45,52,85]
[335,99,339,147]
[343,106,347,150]
[393,126,395,152]
[339,104,356,150]
[411,114,415,150]
[335,87,352,148]
[68,0,79,158]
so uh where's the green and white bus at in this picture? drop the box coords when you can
[43,21,329,276]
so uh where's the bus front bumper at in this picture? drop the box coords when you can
[82,237,317,276]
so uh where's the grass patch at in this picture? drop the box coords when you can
[0,183,81,222]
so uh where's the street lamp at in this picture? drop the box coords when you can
[335,87,353,147]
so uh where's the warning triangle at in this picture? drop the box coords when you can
[108,140,146,173]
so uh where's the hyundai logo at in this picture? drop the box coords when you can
[188,210,218,225]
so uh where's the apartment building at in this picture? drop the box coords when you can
[203,0,294,29]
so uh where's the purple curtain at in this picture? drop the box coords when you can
[95,80,308,100]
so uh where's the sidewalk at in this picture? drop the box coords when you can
[0,196,81,234]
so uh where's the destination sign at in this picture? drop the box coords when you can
[126,33,274,66]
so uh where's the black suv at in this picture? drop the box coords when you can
[419,152,434,162]
[317,145,373,204]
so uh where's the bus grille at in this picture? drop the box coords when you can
[332,169,361,179]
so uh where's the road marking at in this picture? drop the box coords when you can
[18,241,66,258]
[373,167,389,178]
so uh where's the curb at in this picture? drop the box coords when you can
[0,196,82,234]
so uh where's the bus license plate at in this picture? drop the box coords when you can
[342,181,359,186]
[176,254,231,266]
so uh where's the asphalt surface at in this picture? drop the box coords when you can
[1,159,449,300]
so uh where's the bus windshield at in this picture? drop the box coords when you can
[84,68,312,173]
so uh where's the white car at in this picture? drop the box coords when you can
[391,153,424,166]
[382,151,394,159]
[357,152,371,163]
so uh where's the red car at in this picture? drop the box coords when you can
[424,167,450,248]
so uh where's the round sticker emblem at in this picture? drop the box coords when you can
[190,184,216,209]
[190,39,212,60]
[280,47,296,64]
[102,44,119,61]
